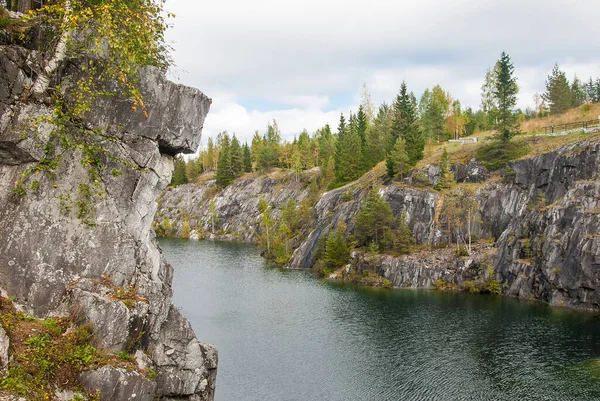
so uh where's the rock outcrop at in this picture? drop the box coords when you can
[155,169,314,242]
[0,43,217,400]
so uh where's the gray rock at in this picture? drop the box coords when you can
[79,366,156,401]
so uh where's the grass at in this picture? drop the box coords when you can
[520,103,600,134]
[0,297,144,400]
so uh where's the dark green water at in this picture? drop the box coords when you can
[159,238,600,401]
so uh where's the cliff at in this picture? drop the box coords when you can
[155,169,315,242]
[157,135,600,311]
[0,42,217,400]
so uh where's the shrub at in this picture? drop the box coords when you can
[476,140,530,171]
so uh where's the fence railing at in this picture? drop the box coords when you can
[543,119,600,134]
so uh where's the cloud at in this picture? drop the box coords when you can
[165,0,600,148]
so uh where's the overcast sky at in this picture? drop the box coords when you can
[164,0,600,146]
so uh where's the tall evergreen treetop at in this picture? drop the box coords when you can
[492,51,518,139]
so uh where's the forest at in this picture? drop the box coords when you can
[171,52,600,190]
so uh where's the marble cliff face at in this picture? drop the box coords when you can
[0,43,217,400]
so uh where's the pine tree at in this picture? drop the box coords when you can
[243,143,252,172]
[571,76,585,107]
[230,135,243,177]
[334,113,362,184]
[391,82,425,166]
[543,64,572,115]
[208,200,218,234]
[215,133,232,188]
[438,148,455,189]
[493,52,518,140]
[357,105,368,146]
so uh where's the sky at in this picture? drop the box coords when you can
[163,0,600,147]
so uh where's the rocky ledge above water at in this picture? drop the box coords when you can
[0,43,217,400]
[158,135,600,311]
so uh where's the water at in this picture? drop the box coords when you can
[159,238,600,401]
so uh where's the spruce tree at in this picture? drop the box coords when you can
[324,225,350,268]
[493,52,518,139]
[243,143,252,172]
[215,133,232,188]
[392,82,425,166]
[354,188,394,249]
[357,105,368,146]
[230,135,243,177]
[571,76,585,107]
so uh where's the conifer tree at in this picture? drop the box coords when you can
[292,148,302,181]
[317,124,335,169]
[206,137,215,171]
[298,129,313,169]
[243,143,252,172]
[389,137,409,180]
[215,133,232,188]
[493,52,518,139]
[391,82,425,166]
[543,64,572,115]
[357,105,368,146]
[354,188,394,249]
[364,104,389,170]
[334,112,363,184]
[230,135,243,177]
[571,76,585,107]
[394,213,415,254]
[324,224,350,268]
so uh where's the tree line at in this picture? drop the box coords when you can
[172,52,600,188]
